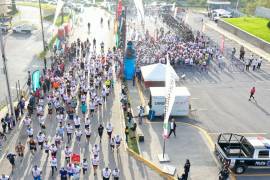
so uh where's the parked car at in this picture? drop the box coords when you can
[0,24,11,33]
[12,24,33,34]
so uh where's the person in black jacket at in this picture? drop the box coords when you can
[184,159,191,180]
[98,124,104,143]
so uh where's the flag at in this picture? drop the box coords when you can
[163,54,176,138]
[220,35,225,54]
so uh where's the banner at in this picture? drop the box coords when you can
[32,70,40,92]
[53,0,64,26]
[163,54,176,138]
[117,0,122,18]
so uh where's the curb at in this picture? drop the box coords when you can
[126,147,175,180]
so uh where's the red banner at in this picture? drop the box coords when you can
[117,0,122,17]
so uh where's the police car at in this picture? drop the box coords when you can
[215,133,270,174]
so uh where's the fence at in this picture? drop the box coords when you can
[0,77,30,114]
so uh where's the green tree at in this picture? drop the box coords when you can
[11,0,17,14]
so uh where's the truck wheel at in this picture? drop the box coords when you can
[235,166,245,174]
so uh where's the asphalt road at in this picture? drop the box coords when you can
[180,10,270,179]
[0,6,164,180]
[0,6,51,107]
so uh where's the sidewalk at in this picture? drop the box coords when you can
[127,80,221,179]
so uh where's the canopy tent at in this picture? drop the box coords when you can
[140,63,179,88]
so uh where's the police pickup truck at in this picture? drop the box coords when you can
[215,133,270,174]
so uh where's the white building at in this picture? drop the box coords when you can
[0,0,8,16]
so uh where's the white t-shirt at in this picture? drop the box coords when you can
[32,168,42,177]
[0,175,9,180]
[37,134,45,143]
[66,126,73,134]
[50,158,57,167]
[112,169,120,177]
[91,157,99,166]
[102,169,111,178]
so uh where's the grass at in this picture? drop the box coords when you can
[122,80,140,154]
[124,111,140,154]
[17,2,56,10]
[44,13,71,26]
[224,17,270,43]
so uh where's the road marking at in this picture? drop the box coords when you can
[190,97,200,100]
[233,173,270,177]
[208,132,268,135]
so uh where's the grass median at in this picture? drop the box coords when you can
[224,17,270,43]
[122,80,140,154]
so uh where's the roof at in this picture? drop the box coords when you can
[207,0,231,5]
[149,87,191,97]
[140,63,179,81]
[246,137,270,149]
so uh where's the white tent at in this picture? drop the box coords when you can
[141,63,179,82]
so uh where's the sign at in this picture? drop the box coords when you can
[163,54,176,138]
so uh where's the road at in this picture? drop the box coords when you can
[0,6,163,180]
[0,6,52,107]
[181,10,270,179]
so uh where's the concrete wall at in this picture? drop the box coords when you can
[255,6,270,19]
[217,19,270,53]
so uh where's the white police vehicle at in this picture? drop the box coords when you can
[215,133,270,174]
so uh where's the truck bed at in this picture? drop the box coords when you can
[218,142,253,158]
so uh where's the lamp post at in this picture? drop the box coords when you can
[0,30,15,121]
[38,0,47,70]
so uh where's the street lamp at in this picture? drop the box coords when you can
[0,30,15,121]
[38,0,47,70]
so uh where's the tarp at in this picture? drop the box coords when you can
[124,58,136,80]
[32,70,40,92]
[141,63,179,82]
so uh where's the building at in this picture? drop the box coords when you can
[0,0,8,16]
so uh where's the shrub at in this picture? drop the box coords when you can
[267,21,270,29]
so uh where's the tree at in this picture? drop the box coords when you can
[11,0,17,14]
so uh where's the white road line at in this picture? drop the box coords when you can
[190,97,200,100]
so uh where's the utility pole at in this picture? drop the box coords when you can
[38,0,47,70]
[0,30,15,120]
[235,0,240,11]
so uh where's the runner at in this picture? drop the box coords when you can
[102,167,111,180]
[106,122,113,139]
[50,156,58,176]
[98,124,104,143]
[28,138,37,155]
[15,142,25,162]
[112,168,120,180]
[81,158,88,175]
[32,165,42,180]
[115,135,122,152]
[91,154,99,176]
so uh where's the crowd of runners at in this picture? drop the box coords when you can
[2,35,123,180]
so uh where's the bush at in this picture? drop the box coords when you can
[267,21,270,29]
